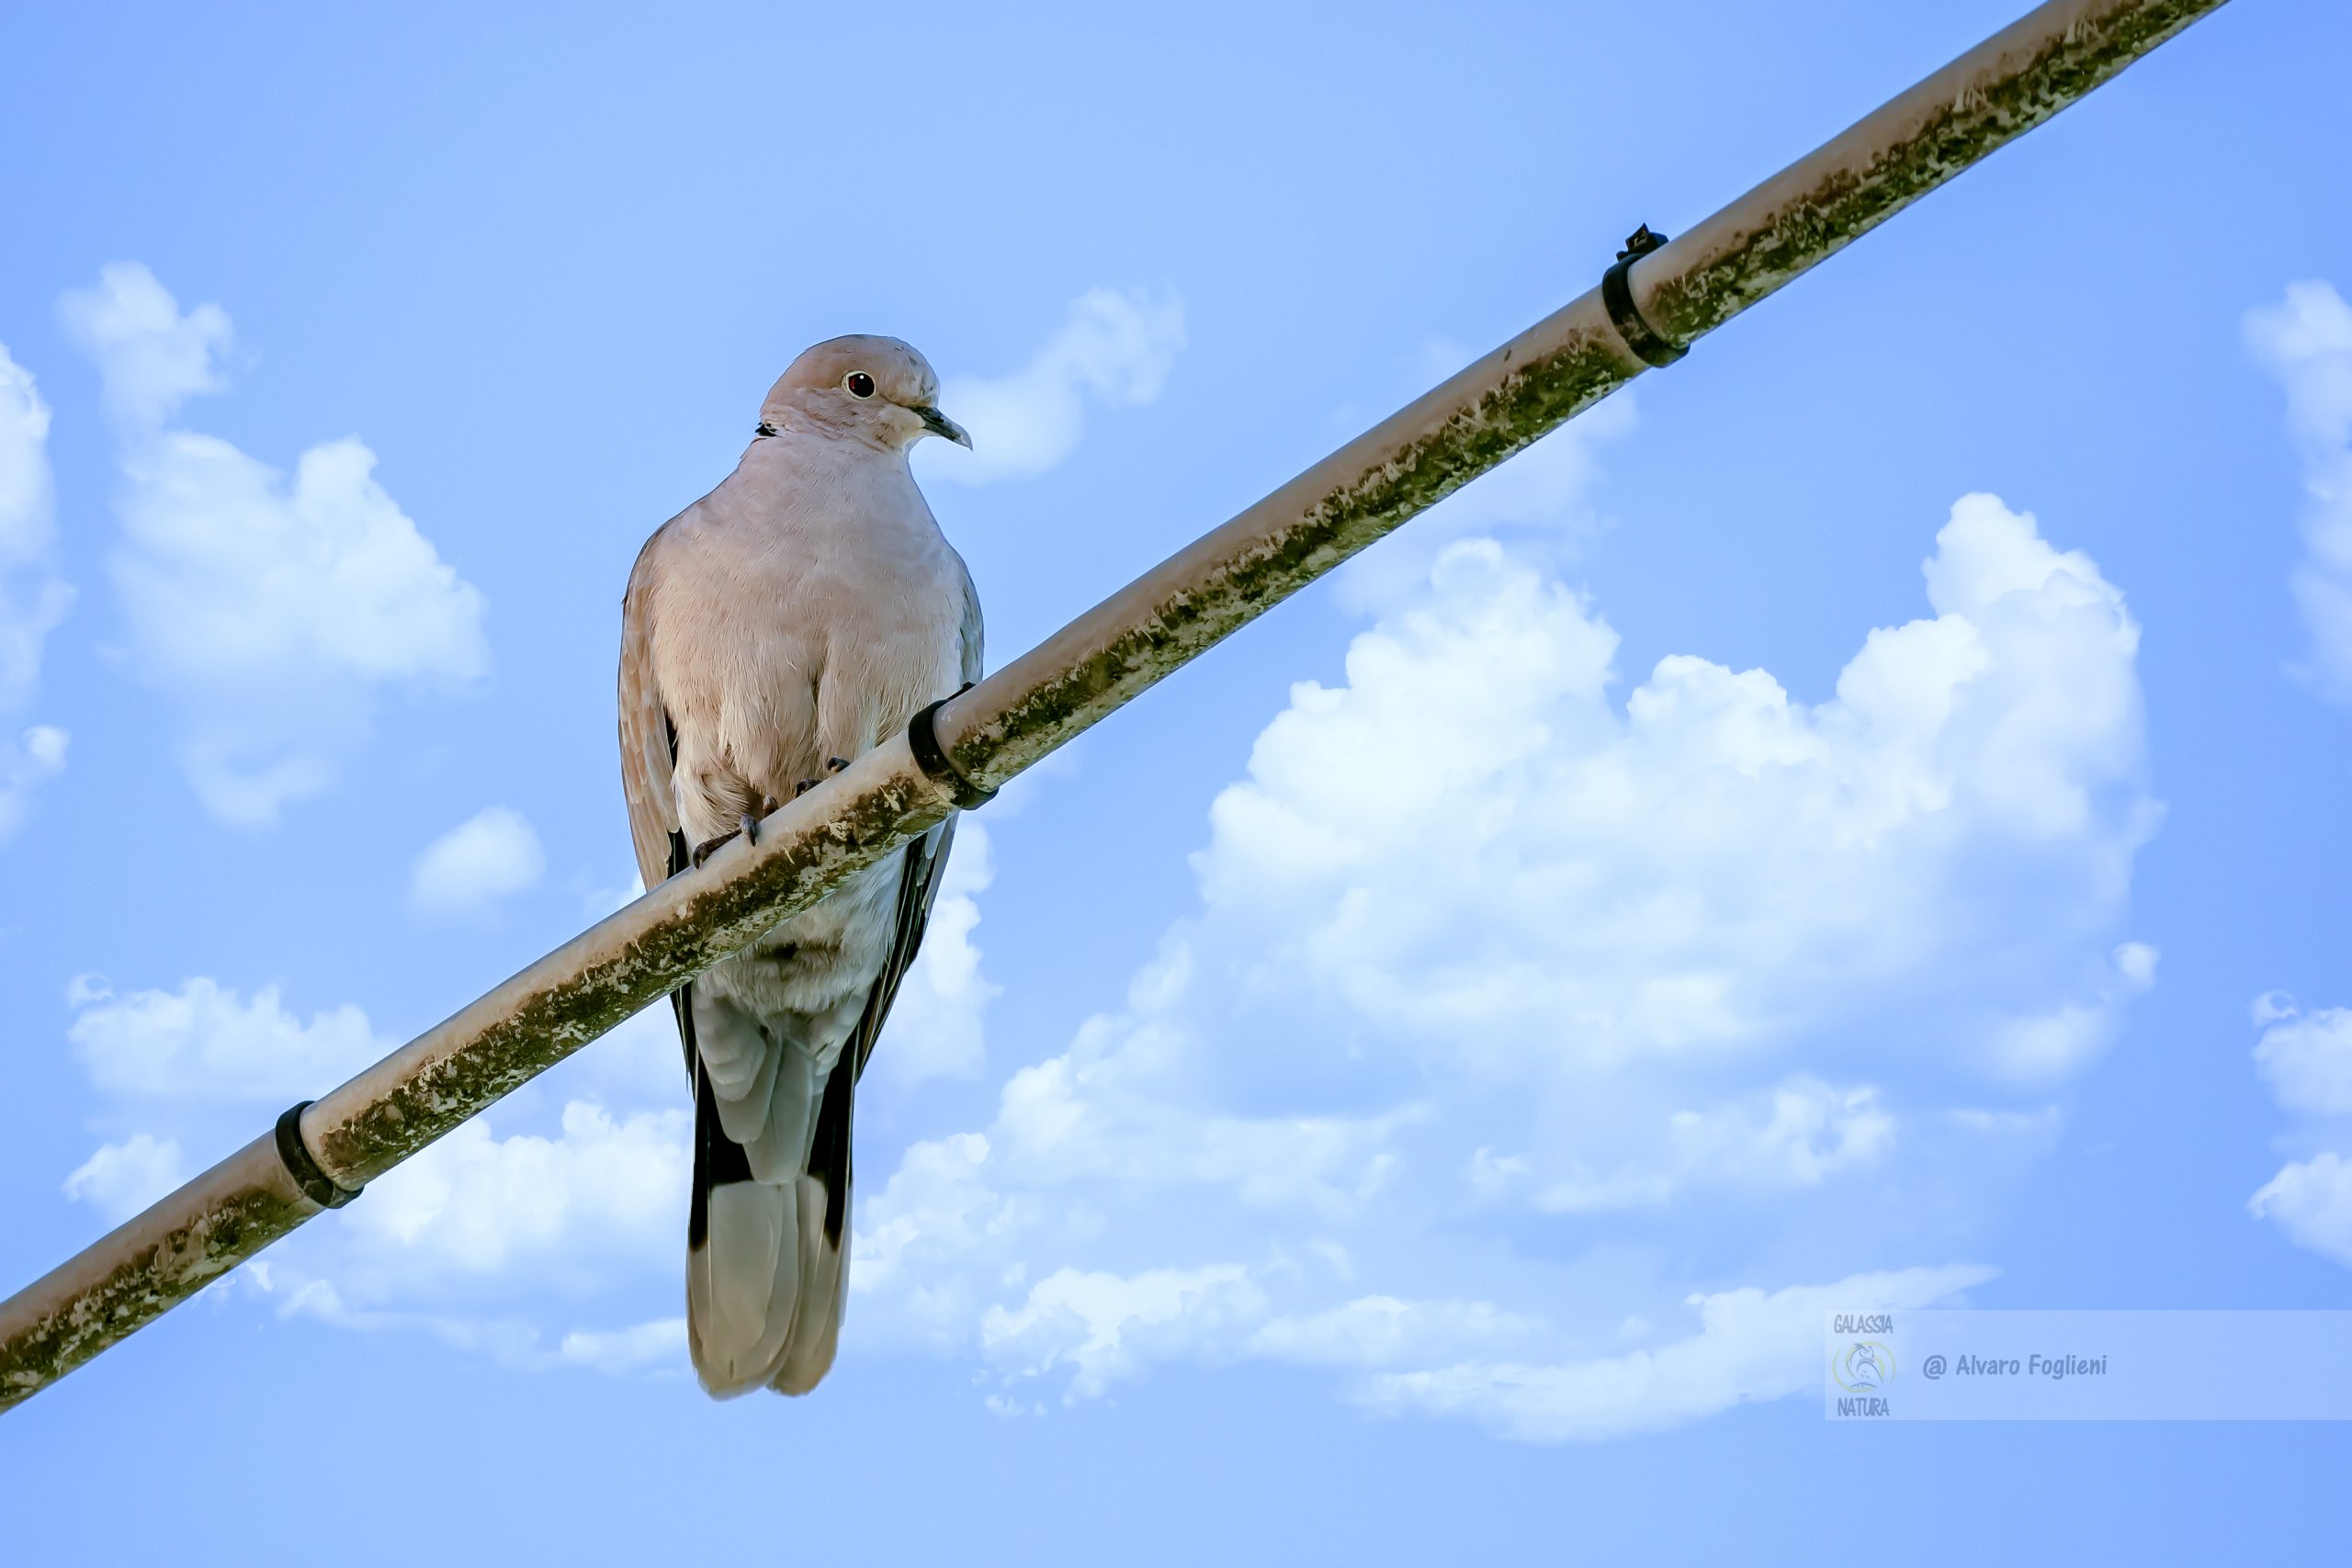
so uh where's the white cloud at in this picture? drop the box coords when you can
[851,940,1410,1297]
[1196,493,2152,1089]
[848,1054,1403,1376]
[2246,995,2352,1268]
[1531,1078,1895,1213]
[1249,1295,1540,1369]
[1,341,72,706]
[854,1132,1035,1316]
[988,998,1411,1214]
[56,262,232,430]
[60,263,487,824]
[62,1134,187,1224]
[982,1264,1267,1400]
[1982,942,2161,1079]
[66,976,387,1100]
[2253,1002,2352,1117]
[922,288,1184,485]
[558,1317,687,1375]
[1,343,73,840]
[343,1101,687,1286]
[250,1282,685,1380]
[872,820,1000,1085]
[409,805,546,916]
[2245,280,2352,705]
[1361,1265,1991,1443]
[1,723,68,842]
[2250,1155,2352,1269]
[0,345,56,565]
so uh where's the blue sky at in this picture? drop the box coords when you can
[4,0,2349,1559]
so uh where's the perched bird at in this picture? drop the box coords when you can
[617,336,978,1397]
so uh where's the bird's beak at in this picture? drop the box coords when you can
[915,405,972,448]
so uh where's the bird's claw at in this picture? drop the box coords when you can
[792,762,849,801]
[692,804,766,866]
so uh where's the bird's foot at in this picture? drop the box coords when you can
[794,759,851,799]
[690,805,770,868]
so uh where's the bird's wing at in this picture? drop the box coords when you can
[848,820,955,1082]
[847,565,983,1081]
[617,531,687,895]
[956,557,985,687]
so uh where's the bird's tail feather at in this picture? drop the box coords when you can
[682,984,854,1398]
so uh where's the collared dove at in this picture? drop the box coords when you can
[617,335,978,1397]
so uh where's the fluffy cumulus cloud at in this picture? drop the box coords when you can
[2247,995,2352,1266]
[220,1093,689,1368]
[67,976,388,1101]
[56,264,232,429]
[922,288,1183,485]
[2251,1156,2352,1268]
[59,264,487,824]
[1198,492,2154,1086]
[336,1100,687,1288]
[842,483,2154,1434]
[0,342,73,840]
[409,805,547,916]
[2245,280,2352,705]
[253,1097,688,1363]
[57,973,389,1227]
[2252,996,2352,1117]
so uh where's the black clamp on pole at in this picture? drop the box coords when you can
[1600,225,1688,369]
[908,685,996,809]
[275,1101,362,1210]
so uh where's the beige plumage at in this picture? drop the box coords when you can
[617,335,978,1397]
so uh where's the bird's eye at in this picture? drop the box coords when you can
[845,372,876,399]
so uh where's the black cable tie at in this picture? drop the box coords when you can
[1600,224,1687,369]
[907,684,996,809]
[275,1100,362,1210]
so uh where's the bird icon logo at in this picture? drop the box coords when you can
[1835,1340,1896,1392]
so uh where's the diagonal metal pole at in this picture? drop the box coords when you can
[0,0,2230,1412]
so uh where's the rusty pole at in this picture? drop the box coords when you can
[0,0,2231,1411]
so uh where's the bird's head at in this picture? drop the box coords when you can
[758,334,970,453]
